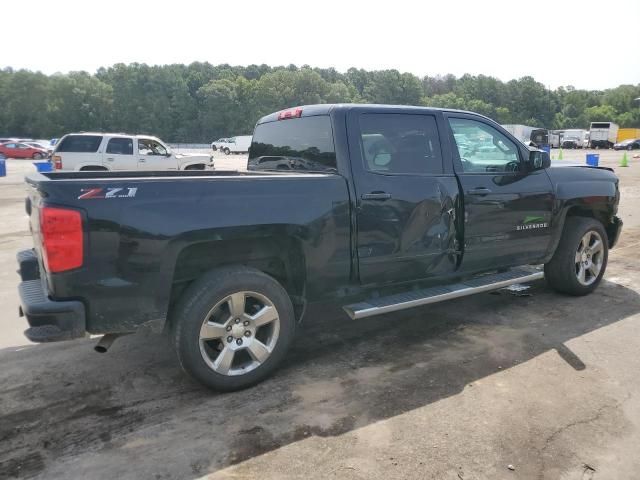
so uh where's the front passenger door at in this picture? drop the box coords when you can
[137,139,176,170]
[446,114,554,271]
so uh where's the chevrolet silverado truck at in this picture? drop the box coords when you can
[17,104,622,391]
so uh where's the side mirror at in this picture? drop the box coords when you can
[529,150,550,170]
[373,152,391,166]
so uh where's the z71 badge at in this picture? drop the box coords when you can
[78,187,138,199]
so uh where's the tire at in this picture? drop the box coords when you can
[32,152,43,159]
[223,147,230,155]
[172,266,296,391]
[544,217,608,296]
[211,146,217,152]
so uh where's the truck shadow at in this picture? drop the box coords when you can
[1,278,638,479]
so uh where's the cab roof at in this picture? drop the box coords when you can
[256,103,489,124]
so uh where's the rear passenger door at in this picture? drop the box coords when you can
[348,109,460,286]
[104,137,135,170]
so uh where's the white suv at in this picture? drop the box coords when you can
[52,133,214,171]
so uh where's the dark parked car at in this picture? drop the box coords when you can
[613,139,640,150]
[561,137,582,149]
[17,104,622,391]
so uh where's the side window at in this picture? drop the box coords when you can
[106,138,133,155]
[138,139,168,156]
[358,114,442,175]
[17,143,28,149]
[448,118,520,173]
[57,135,103,153]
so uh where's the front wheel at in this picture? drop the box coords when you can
[172,266,296,391]
[545,217,608,296]
[32,152,43,159]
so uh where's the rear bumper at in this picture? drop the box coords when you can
[17,249,86,342]
[607,216,623,249]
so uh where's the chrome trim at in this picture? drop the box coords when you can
[344,271,544,320]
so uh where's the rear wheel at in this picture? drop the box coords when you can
[545,217,608,296]
[32,152,43,159]
[172,266,296,391]
[223,147,230,155]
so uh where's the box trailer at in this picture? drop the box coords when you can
[589,122,619,149]
[501,124,549,148]
[617,128,640,142]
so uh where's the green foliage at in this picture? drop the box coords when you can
[0,64,638,141]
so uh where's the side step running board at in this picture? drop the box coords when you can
[343,267,544,320]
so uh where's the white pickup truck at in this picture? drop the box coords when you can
[52,133,214,171]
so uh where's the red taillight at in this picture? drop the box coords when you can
[53,155,62,170]
[40,207,83,273]
[277,108,303,120]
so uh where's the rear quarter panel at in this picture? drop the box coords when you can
[31,174,352,333]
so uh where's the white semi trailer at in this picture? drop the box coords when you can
[589,122,619,149]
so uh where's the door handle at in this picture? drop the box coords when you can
[106,157,114,161]
[467,187,492,195]
[139,159,146,163]
[361,192,392,201]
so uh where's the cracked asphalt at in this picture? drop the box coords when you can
[1,150,640,479]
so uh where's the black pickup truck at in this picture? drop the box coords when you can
[17,104,622,391]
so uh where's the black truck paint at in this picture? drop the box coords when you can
[18,104,622,344]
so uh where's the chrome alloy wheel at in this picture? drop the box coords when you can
[198,291,280,376]
[575,230,604,286]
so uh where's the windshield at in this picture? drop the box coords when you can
[248,115,336,172]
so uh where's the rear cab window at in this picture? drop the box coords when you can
[56,135,103,153]
[248,115,336,172]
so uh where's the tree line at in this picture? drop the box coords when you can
[0,63,638,142]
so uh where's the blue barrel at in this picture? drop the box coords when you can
[0,156,5,177]
[542,145,551,154]
[33,161,53,173]
[586,153,599,167]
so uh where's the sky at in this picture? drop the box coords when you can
[4,0,639,90]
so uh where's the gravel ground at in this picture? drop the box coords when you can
[1,149,640,480]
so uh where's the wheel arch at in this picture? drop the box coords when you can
[165,233,308,330]
[76,163,111,171]
[180,160,208,170]
[544,198,616,263]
